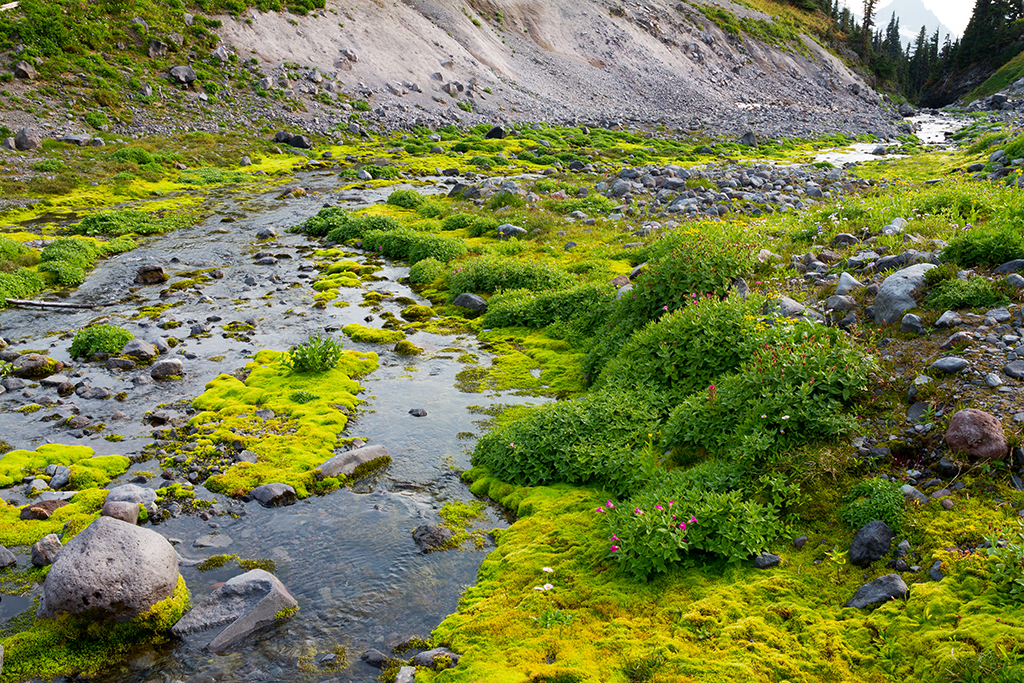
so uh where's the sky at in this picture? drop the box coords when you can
[841,0,972,38]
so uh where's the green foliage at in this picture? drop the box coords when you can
[0,236,34,268]
[32,159,64,173]
[471,389,661,495]
[178,167,251,186]
[448,256,575,299]
[925,276,1009,310]
[386,189,425,209]
[366,165,401,180]
[661,324,874,470]
[409,257,446,285]
[69,324,133,358]
[325,213,401,244]
[583,228,754,380]
[362,228,467,265]
[923,262,958,287]
[840,478,905,531]
[481,283,616,329]
[283,331,345,373]
[38,237,109,286]
[300,206,351,238]
[0,269,45,303]
[942,227,1024,267]
[289,390,320,403]
[72,210,168,236]
[985,521,1024,604]
[619,648,666,683]
[111,147,155,165]
[84,110,108,130]
[442,213,499,237]
[596,295,783,409]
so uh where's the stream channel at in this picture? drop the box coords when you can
[0,111,968,681]
[0,171,540,682]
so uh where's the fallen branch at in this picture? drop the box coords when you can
[0,2,19,12]
[5,298,119,309]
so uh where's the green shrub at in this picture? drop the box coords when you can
[840,478,905,531]
[660,324,874,470]
[111,147,155,165]
[942,227,1024,267]
[40,238,101,270]
[605,468,780,578]
[583,229,754,380]
[923,262,958,287]
[416,198,446,219]
[84,110,109,130]
[482,283,616,329]
[70,324,134,358]
[596,294,783,409]
[386,189,425,209]
[0,236,32,266]
[38,260,86,286]
[178,167,250,186]
[367,165,401,180]
[471,389,661,495]
[362,228,467,265]
[72,210,166,236]
[924,277,1009,310]
[283,331,344,373]
[409,233,467,264]
[447,256,574,299]
[299,207,353,238]
[325,214,401,244]
[32,159,64,173]
[0,269,46,303]
[409,257,446,285]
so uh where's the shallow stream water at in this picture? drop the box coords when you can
[813,112,967,165]
[0,172,541,682]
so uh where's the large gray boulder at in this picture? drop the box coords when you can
[845,574,909,609]
[171,569,298,652]
[317,444,390,479]
[873,263,935,324]
[849,520,895,567]
[168,65,197,84]
[14,127,42,151]
[37,516,179,621]
[451,293,487,312]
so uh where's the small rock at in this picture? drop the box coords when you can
[929,560,944,582]
[412,524,452,552]
[753,552,781,569]
[249,483,297,508]
[151,358,183,379]
[845,574,909,609]
[409,408,427,417]
[945,408,1008,460]
[849,520,895,567]
[102,501,140,525]
[31,534,63,567]
[930,357,968,374]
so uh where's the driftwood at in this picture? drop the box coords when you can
[5,298,119,310]
[0,2,20,12]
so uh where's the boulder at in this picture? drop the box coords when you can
[316,444,390,479]
[14,60,37,80]
[20,499,68,521]
[273,131,294,143]
[845,574,908,609]
[412,647,461,669]
[873,263,935,324]
[37,517,177,620]
[31,534,62,567]
[945,409,1007,460]
[135,265,168,284]
[168,65,197,84]
[288,135,313,149]
[395,666,416,683]
[930,356,968,374]
[412,524,453,552]
[753,552,781,569]
[14,127,42,151]
[484,125,506,139]
[452,293,487,312]
[122,339,158,361]
[739,130,757,147]
[12,353,63,379]
[170,569,298,652]
[497,223,527,240]
[102,500,140,525]
[849,520,895,566]
[249,483,297,507]
[151,358,183,379]
[0,545,16,568]
[107,483,158,516]
[361,649,396,669]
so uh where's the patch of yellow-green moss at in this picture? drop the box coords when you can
[342,323,405,344]
[400,304,436,322]
[192,349,377,498]
[0,575,189,682]
[394,340,424,356]
[0,489,109,547]
[0,445,128,489]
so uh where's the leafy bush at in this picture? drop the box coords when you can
[409,233,467,264]
[442,213,496,234]
[366,165,401,180]
[0,269,46,303]
[299,207,351,237]
[660,324,874,470]
[33,159,64,173]
[447,256,574,300]
[840,478,905,531]
[605,469,780,577]
[583,228,754,380]
[482,283,616,329]
[70,324,134,358]
[325,214,401,244]
[283,331,344,373]
[362,228,467,265]
[112,147,155,165]
[72,210,166,236]
[596,295,783,409]
[84,110,108,130]
[409,257,446,285]
[40,238,101,270]
[386,189,425,209]
[942,227,1024,267]
[416,199,446,219]
[38,259,86,286]
[0,236,32,267]
[924,276,1009,310]
[178,167,251,186]
[471,389,661,495]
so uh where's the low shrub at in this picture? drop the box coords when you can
[70,324,134,358]
[72,210,166,236]
[0,236,33,268]
[447,256,574,299]
[409,257,446,285]
[482,283,616,329]
[924,276,1009,310]
[362,228,467,265]
[942,227,1024,267]
[283,331,345,373]
[386,189,425,209]
[0,269,46,303]
[38,238,105,285]
[471,389,661,495]
[840,477,905,531]
[300,207,352,238]
[441,213,499,236]
[660,324,874,470]
[111,147,154,165]
[325,214,401,244]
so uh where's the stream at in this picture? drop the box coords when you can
[0,171,540,682]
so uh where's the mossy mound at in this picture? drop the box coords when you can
[0,575,190,681]
[400,304,436,322]
[394,340,424,356]
[0,488,108,547]
[0,445,129,490]
[191,349,377,498]
[342,323,406,344]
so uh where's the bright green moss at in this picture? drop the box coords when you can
[68,455,130,489]
[400,304,436,321]
[0,445,116,488]
[0,488,108,547]
[341,323,405,344]
[194,349,377,498]
[0,575,189,681]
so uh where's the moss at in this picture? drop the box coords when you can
[67,455,130,489]
[197,554,236,571]
[401,304,436,321]
[0,575,189,681]
[0,445,115,488]
[0,488,108,547]
[194,349,377,498]
[274,605,299,620]
[342,323,406,344]
[394,340,423,356]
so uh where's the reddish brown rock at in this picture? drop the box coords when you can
[20,499,68,521]
[945,409,1007,461]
